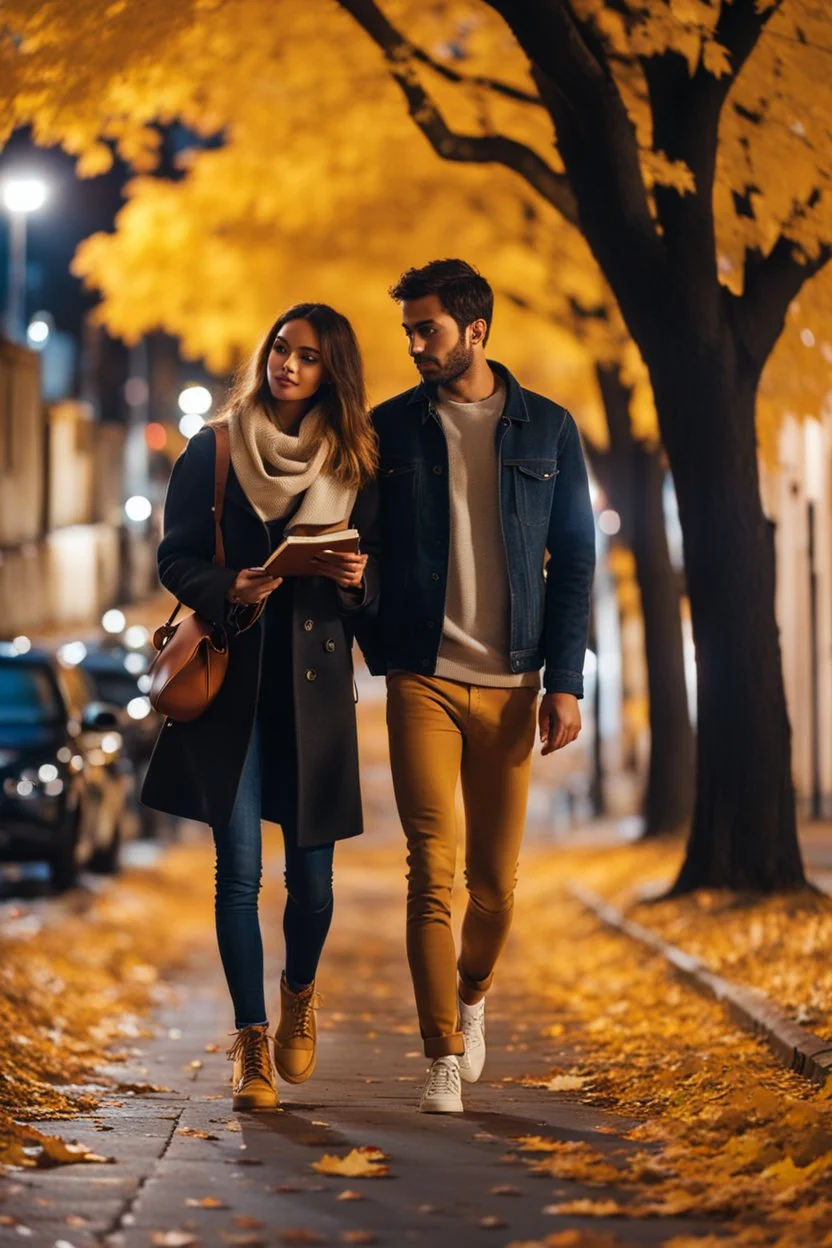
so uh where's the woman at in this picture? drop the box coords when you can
[142,303,378,1110]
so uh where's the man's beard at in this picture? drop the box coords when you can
[422,337,474,386]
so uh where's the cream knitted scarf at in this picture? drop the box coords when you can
[227,402,356,529]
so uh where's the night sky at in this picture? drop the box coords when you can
[0,127,221,421]
[0,129,127,339]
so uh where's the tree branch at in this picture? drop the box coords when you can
[408,48,544,108]
[735,232,832,369]
[336,0,576,222]
[483,0,668,344]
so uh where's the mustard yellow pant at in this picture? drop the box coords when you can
[386,673,538,1057]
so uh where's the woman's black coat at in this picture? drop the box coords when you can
[141,425,379,846]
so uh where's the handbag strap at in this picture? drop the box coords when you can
[212,422,231,567]
[154,426,231,652]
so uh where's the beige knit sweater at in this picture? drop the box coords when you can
[433,380,540,689]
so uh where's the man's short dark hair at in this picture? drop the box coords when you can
[389,259,494,345]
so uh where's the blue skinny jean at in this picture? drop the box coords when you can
[212,720,334,1029]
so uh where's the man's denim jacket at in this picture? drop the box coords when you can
[359,360,596,696]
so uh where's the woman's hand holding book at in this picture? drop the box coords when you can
[313,550,367,589]
[227,569,284,605]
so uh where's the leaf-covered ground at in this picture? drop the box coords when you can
[0,843,210,1163]
[541,834,832,1041]
[1,700,831,1244]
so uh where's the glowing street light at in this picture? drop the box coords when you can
[27,316,51,347]
[178,385,212,439]
[598,509,622,537]
[124,495,152,523]
[102,609,127,635]
[178,385,212,416]
[2,178,47,214]
[124,625,150,650]
[2,176,48,343]
[179,412,206,439]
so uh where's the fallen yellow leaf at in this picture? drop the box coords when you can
[544,1075,590,1092]
[544,1200,626,1217]
[311,1148,390,1178]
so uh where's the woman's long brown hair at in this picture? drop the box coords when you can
[216,303,378,487]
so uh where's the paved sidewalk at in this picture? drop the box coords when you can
[0,981,715,1248]
[0,859,722,1248]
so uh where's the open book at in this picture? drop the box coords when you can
[261,528,360,578]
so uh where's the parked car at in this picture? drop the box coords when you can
[0,644,130,891]
[78,642,164,836]
[79,642,159,763]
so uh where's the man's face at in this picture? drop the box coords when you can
[399,294,476,386]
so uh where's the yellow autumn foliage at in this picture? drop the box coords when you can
[0,0,829,455]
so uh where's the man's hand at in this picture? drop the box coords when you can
[539,692,581,755]
[226,568,283,606]
[314,550,368,589]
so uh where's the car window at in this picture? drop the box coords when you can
[81,668,137,707]
[0,662,63,725]
[55,666,95,718]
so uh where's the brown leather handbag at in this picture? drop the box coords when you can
[148,425,232,723]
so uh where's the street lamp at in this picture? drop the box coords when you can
[2,177,48,344]
[26,312,52,348]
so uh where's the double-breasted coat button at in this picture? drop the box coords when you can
[305,668,317,682]
[324,638,336,653]
[303,619,314,631]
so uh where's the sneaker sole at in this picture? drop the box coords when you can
[274,1052,316,1085]
[419,1098,464,1113]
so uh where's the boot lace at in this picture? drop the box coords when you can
[287,990,322,1040]
[426,1059,461,1098]
[227,1025,273,1085]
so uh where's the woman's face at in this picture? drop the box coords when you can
[266,318,327,402]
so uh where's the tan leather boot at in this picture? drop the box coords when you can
[227,1023,278,1111]
[273,974,321,1084]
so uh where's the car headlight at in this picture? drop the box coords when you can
[4,777,64,799]
[3,761,66,799]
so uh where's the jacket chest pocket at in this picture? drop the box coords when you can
[505,460,558,527]
[379,458,419,503]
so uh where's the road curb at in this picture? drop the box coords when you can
[568,883,832,1087]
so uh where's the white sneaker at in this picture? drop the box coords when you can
[457,996,486,1083]
[419,1056,464,1113]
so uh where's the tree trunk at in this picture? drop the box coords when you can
[632,444,695,836]
[590,364,695,837]
[648,352,805,892]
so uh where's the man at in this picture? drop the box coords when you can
[369,259,596,1113]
